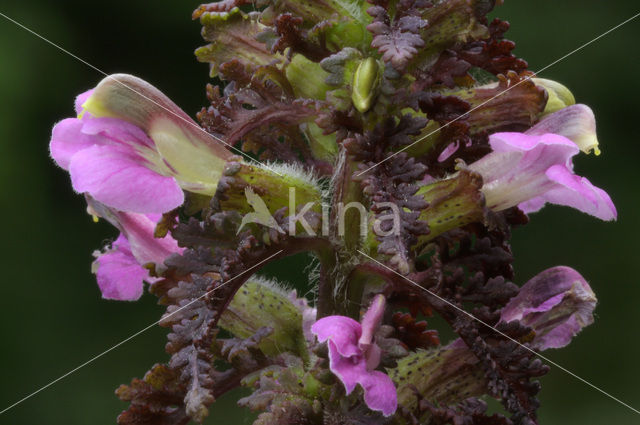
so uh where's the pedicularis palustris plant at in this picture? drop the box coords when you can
[50,0,616,424]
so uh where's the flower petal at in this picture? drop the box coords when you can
[358,294,386,362]
[437,142,460,162]
[327,340,366,394]
[528,104,599,155]
[474,132,578,188]
[489,132,578,158]
[517,196,547,215]
[118,212,182,266]
[358,370,398,417]
[50,118,105,170]
[536,165,617,221]
[501,266,597,350]
[75,89,94,115]
[92,235,147,301]
[80,116,155,151]
[86,198,183,266]
[312,315,362,357]
[465,150,523,185]
[69,144,184,214]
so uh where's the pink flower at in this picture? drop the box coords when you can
[89,198,183,301]
[311,295,397,416]
[468,132,616,220]
[50,74,232,214]
[501,266,596,350]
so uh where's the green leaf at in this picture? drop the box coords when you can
[196,8,276,78]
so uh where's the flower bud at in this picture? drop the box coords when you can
[533,77,576,115]
[351,57,381,113]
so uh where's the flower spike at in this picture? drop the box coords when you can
[47,1,621,423]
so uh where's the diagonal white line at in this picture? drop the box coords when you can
[0,250,283,415]
[356,11,640,177]
[0,11,283,177]
[357,250,640,416]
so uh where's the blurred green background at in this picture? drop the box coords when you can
[0,1,638,424]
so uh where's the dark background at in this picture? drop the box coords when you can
[0,1,638,424]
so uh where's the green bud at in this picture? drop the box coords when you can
[533,78,576,115]
[351,57,381,113]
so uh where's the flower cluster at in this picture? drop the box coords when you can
[50,0,615,424]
